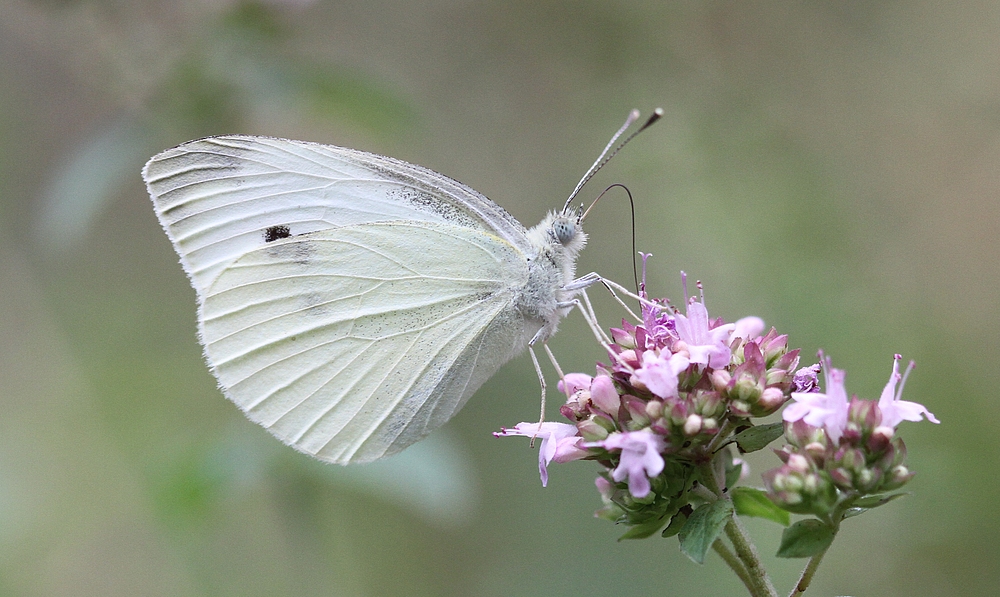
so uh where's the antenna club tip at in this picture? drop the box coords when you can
[640,108,664,131]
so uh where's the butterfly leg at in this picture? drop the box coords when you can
[563,271,602,291]
[557,290,636,374]
[527,344,547,447]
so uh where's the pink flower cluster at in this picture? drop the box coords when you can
[765,354,939,514]
[498,280,808,502]
[496,263,940,536]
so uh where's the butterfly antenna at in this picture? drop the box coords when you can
[562,107,663,213]
[580,183,640,294]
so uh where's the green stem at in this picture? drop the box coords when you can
[724,515,778,597]
[698,461,778,597]
[712,539,753,593]
[789,509,842,597]
[788,548,828,597]
[706,418,738,454]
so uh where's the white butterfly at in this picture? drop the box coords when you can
[143,110,659,464]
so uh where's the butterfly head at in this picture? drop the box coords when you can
[546,205,588,256]
[524,207,588,291]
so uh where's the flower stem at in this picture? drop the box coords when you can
[706,418,738,454]
[788,548,828,597]
[724,515,778,597]
[712,539,753,593]
[699,461,778,597]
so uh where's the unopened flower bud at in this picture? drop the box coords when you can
[804,442,827,467]
[645,400,663,420]
[702,417,719,433]
[695,390,724,416]
[729,400,751,417]
[590,375,620,414]
[577,417,611,441]
[611,327,636,349]
[669,401,689,426]
[849,397,882,431]
[759,329,789,363]
[774,348,800,373]
[856,467,882,492]
[683,414,703,436]
[733,375,763,402]
[780,472,803,493]
[837,447,865,473]
[890,437,908,467]
[710,369,732,392]
[765,369,791,386]
[840,422,862,445]
[829,467,852,488]
[649,418,669,435]
[617,349,639,368]
[868,426,894,453]
[787,453,810,473]
[624,397,650,428]
[755,387,787,415]
[785,419,821,447]
[802,472,820,495]
[883,465,915,490]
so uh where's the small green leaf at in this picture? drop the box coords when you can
[617,516,670,541]
[661,510,689,538]
[679,500,734,564]
[842,493,910,519]
[733,422,785,453]
[731,487,790,526]
[722,449,743,489]
[853,492,909,509]
[776,519,836,558]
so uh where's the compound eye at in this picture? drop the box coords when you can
[552,217,577,245]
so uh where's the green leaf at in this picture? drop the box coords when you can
[852,492,909,509]
[776,519,836,558]
[733,422,785,453]
[679,500,734,564]
[731,487,790,526]
[722,449,743,489]
[617,516,671,541]
[842,493,910,520]
[661,510,689,538]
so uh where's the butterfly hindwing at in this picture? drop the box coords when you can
[200,221,536,463]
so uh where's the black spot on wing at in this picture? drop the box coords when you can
[264,225,292,243]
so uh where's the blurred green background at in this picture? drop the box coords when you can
[0,0,993,595]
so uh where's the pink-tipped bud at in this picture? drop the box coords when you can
[710,369,732,392]
[757,387,787,414]
[624,396,650,427]
[804,442,828,467]
[868,426,894,453]
[829,467,853,488]
[617,349,639,368]
[611,327,636,349]
[787,453,810,473]
[590,375,621,415]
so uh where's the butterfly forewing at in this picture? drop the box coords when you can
[143,135,532,294]
[200,221,536,463]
